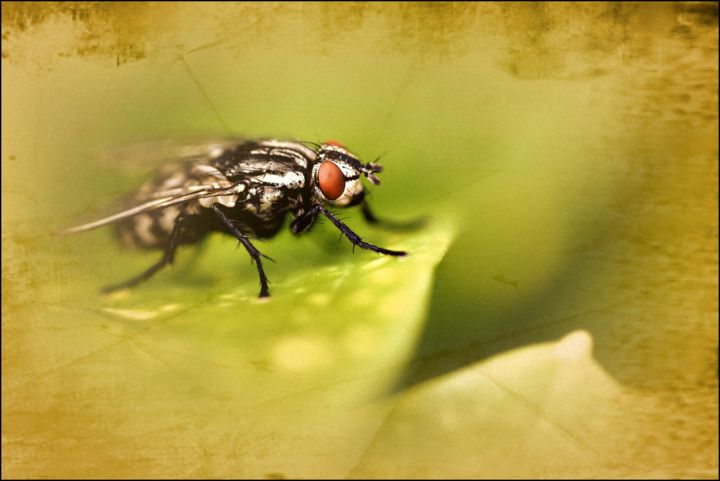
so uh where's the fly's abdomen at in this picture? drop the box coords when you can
[112,161,237,249]
[114,206,203,249]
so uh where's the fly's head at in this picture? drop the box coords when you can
[312,141,383,207]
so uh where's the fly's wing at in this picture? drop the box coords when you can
[58,138,252,235]
[97,137,247,174]
[57,184,243,235]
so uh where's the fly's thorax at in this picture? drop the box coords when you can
[237,169,306,218]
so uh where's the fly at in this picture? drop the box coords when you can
[60,139,410,298]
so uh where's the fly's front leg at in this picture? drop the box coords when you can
[361,201,427,231]
[317,205,406,256]
[290,208,319,235]
[211,205,270,298]
[102,211,188,293]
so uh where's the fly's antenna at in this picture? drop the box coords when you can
[362,158,383,185]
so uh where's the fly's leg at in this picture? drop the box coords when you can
[290,208,319,235]
[102,212,187,293]
[211,205,270,298]
[317,205,407,256]
[361,201,427,231]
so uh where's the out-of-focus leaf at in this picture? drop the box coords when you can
[4,217,454,478]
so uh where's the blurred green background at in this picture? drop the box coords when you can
[2,2,718,478]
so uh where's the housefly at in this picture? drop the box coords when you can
[60,139,409,298]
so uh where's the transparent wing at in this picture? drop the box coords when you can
[57,185,242,235]
[96,136,248,174]
[59,137,252,235]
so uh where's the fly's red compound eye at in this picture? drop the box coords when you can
[318,161,345,200]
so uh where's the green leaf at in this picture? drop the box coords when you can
[5,217,455,478]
